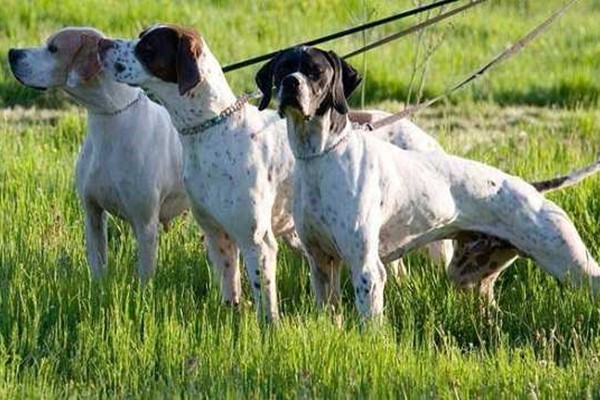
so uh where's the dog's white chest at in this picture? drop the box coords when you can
[294,161,347,255]
[77,138,130,218]
[179,125,265,227]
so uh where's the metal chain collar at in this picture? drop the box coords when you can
[89,91,145,116]
[294,124,359,162]
[179,93,259,137]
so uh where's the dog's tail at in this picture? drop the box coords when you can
[531,155,600,193]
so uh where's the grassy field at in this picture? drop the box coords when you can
[2,0,600,398]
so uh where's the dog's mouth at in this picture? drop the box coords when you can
[27,85,47,92]
[278,93,310,120]
[10,70,48,91]
[279,104,310,121]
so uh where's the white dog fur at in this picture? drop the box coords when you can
[8,27,189,282]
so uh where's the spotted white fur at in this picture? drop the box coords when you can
[276,51,600,319]
[99,26,454,321]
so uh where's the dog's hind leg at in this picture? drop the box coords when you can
[386,259,407,281]
[304,245,343,311]
[134,218,159,284]
[281,231,305,255]
[204,229,242,307]
[83,202,108,278]
[425,240,455,269]
[447,232,518,303]
[519,201,600,292]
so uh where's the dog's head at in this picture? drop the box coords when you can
[255,46,362,119]
[8,27,104,90]
[98,24,203,96]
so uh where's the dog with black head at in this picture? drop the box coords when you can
[256,46,600,319]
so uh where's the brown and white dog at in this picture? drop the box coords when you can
[97,24,460,321]
[257,46,600,318]
[9,28,189,282]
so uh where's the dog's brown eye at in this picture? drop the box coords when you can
[48,44,58,54]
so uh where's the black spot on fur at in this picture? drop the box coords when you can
[475,254,489,265]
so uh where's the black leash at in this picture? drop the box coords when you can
[367,0,579,131]
[343,0,486,60]
[222,0,466,73]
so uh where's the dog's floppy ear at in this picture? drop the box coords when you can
[340,55,362,98]
[255,52,281,111]
[325,50,362,114]
[66,33,102,88]
[176,33,202,96]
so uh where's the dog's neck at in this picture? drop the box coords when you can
[64,74,142,115]
[284,107,350,159]
[143,45,237,131]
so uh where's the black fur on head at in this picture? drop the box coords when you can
[255,46,362,116]
[255,51,282,111]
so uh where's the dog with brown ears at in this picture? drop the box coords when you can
[9,27,189,283]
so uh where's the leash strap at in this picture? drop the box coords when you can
[222,0,467,73]
[343,0,486,60]
[367,0,580,131]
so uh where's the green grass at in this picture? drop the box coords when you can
[2,0,600,108]
[2,0,600,398]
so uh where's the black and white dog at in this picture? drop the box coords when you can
[256,46,600,318]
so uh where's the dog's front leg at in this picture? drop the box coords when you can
[204,229,242,307]
[83,202,108,278]
[343,229,387,319]
[386,259,407,281]
[349,257,387,319]
[133,219,159,284]
[241,230,279,323]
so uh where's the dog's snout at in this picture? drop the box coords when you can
[8,49,24,66]
[98,38,115,55]
[281,75,300,91]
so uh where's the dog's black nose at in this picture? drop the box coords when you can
[281,75,300,90]
[114,62,126,73]
[98,38,115,55]
[8,49,24,66]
